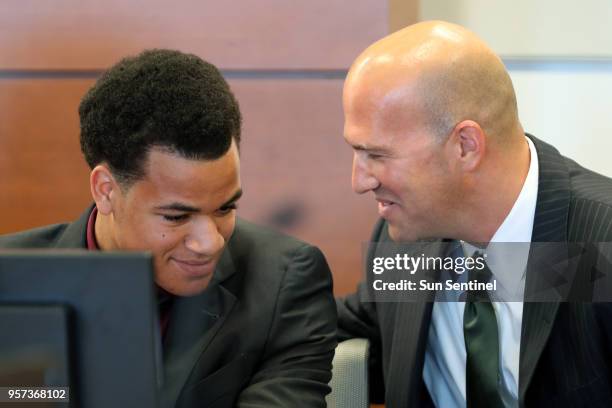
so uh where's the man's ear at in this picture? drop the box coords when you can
[446,120,486,172]
[90,165,120,215]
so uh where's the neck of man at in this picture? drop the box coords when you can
[94,211,118,251]
[458,134,531,244]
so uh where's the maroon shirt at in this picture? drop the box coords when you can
[86,207,173,340]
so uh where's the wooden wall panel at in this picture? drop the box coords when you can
[0,0,387,70]
[389,0,419,32]
[0,79,93,233]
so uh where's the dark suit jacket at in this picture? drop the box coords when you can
[337,135,612,407]
[0,210,337,408]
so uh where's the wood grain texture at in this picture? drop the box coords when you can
[389,0,419,32]
[0,0,387,70]
[0,79,94,233]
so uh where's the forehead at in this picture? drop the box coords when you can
[130,143,241,207]
[343,72,428,150]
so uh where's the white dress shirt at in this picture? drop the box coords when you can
[422,137,539,408]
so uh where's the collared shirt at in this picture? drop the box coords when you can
[85,206,100,250]
[423,137,539,408]
[85,207,174,340]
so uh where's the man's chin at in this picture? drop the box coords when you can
[387,224,403,242]
[387,223,419,243]
[156,276,214,297]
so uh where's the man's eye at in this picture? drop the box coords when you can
[217,203,238,215]
[163,214,189,222]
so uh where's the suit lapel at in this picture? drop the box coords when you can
[388,301,433,406]
[386,240,446,406]
[160,247,238,408]
[519,135,570,402]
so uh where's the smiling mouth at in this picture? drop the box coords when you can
[376,197,398,208]
[171,258,215,277]
[377,199,397,218]
[174,258,212,265]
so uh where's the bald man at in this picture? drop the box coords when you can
[337,21,612,408]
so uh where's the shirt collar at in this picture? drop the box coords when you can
[86,206,100,250]
[490,136,539,244]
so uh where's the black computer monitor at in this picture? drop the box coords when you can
[0,251,161,408]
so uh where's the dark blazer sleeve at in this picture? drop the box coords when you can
[337,281,380,342]
[335,218,387,403]
[336,218,386,341]
[236,243,337,407]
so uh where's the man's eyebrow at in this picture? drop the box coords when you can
[351,143,390,154]
[220,189,243,208]
[154,203,201,213]
[153,189,243,213]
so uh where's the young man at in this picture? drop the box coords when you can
[337,21,612,407]
[0,49,337,407]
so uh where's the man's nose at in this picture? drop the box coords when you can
[352,154,379,194]
[184,217,225,255]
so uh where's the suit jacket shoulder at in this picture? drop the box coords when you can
[563,157,612,241]
[230,218,323,260]
[0,223,70,248]
[0,206,91,249]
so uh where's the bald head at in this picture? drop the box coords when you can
[345,20,521,143]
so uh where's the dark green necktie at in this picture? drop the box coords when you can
[463,252,504,408]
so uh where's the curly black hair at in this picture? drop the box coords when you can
[79,49,241,186]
